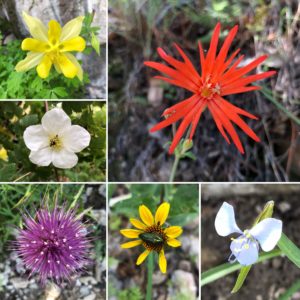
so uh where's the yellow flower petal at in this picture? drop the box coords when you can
[164,226,183,239]
[64,53,83,81]
[121,240,142,249]
[139,205,154,227]
[167,238,181,248]
[155,202,170,226]
[48,20,62,43]
[22,11,48,42]
[120,229,142,238]
[61,37,86,52]
[130,218,147,230]
[0,147,8,161]
[60,16,84,42]
[54,62,62,74]
[36,55,52,78]
[15,52,44,72]
[159,250,167,273]
[136,249,150,265]
[21,38,49,52]
[56,53,78,78]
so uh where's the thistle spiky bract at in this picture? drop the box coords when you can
[15,206,92,284]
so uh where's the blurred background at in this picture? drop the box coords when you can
[0,184,106,300]
[0,101,106,182]
[108,0,300,182]
[108,184,199,300]
[0,0,106,99]
[201,183,300,299]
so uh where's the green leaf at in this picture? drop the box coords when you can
[91,32,100,55]
[201,249,281,287]
[278,279,300,300]
[19,114,39,127]
[277,232,300,268]
[231,266,251,293]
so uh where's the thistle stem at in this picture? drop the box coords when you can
[146,252,154,300]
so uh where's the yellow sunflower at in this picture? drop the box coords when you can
[120,202,183,273]
[15,12,86,80]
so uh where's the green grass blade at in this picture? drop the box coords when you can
[278,279,300,300]
[277,233,300,268]
[231,266,251,293]
[201,249,282,287]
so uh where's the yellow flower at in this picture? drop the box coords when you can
[0,147,8,161]
[15,12,86,80]
[120,202,183,273]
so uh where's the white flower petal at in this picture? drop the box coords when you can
[29,148,52,166]
[215,202,242,237]
[249,218,282,252]
[41,108,71,135]
[23,125,49,151]
[52,149,78,169]
[62,125,90,152]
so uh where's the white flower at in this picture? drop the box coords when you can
[23,108,91,169]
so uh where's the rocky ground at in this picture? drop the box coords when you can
[0,185,106,300]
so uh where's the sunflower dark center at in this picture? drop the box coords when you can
[139,224,167,252]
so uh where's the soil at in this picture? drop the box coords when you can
[201,184,300,300]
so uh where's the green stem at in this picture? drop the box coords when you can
[169,154,180,182]
[146,252,154,300]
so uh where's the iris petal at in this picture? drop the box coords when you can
[249,218,282,252]
[230,235,259,266]
[215,202,242,236]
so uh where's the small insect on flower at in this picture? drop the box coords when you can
[215,202,282,266]
[15,206,91,284]
[120,202,183,273]
[15,12,86,80]
[23,107,91,169]
[145,23,276,154]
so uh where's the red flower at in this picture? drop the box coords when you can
[144,23,276,154]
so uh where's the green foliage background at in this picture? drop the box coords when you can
[0,101,106,182]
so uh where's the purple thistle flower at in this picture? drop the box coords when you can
[15,206,91,284]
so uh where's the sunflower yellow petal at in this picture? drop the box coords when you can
[164,226,183,239]
[22,11,48,42]
[56,53,78,78]
[159,250,167,273]
[136,249,150,265]
[15,52,44,72]
[48,20,62,43]
[0,147,8,161]
[121,240,142,249]
[155,202,170,226]
[21,38,49,52]
[61,36,86,52]
[36,55,52,78]
[60,16,84,41]
[120,229,142,238]
[130,218,147,230]
[64,53,83,81]
[139,205,154,226]
[167,238,181,247]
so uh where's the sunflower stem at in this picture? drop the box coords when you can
[146,252,154,300]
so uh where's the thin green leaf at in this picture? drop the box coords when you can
[201,249,281,287]
[91,32,100,55]
[277,233,300,268]
[278,279,300,300]
[231,266,251,293]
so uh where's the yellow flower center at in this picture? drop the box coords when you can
[200,78,221,100]
[49,135,62,150]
